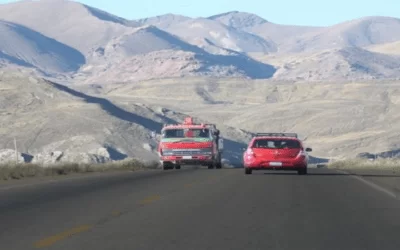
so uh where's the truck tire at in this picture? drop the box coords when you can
[163,162,172,170]
[208,164,214,169]
[175,164,181,170]
[215,162,222,169]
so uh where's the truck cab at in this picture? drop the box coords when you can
[158,117,223,170]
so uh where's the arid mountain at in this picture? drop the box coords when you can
[139,14,277,53]
[256,47,400,81]
[366,41,400,55]
[279,16,400,53]
[75,25,276,83]
[0,70,160,163]
[0,0,134,56]
[0,20,84,75]
[0,70,255,165]
[208,11,321,45]
[0,0,399,81]
[101,77,400,160]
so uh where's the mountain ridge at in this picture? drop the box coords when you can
[0,0,399,81]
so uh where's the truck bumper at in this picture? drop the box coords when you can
[161,155,214,165]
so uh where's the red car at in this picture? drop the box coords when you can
[242,133,312,175]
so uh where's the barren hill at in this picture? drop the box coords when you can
[0,0,133,55]
[139,15,277,53]
[279,16,400,53]
[0,71,253,165]
[101,77,400,160]
[257,47,400,81]
[366,40,400,55]
[75,25,276,83]
[1,1,400,81]
[0,20,85,75]
[0,70,162,163]
[208,11,321,45]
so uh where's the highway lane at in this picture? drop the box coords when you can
[0,167,400,250]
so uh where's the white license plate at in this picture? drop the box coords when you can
[182,156,192,159]
[269,162,282,167]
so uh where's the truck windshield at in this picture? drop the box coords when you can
[163,128,210,138]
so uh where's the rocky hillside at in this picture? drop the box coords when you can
[0,0,399,81]
[0,71,255,165]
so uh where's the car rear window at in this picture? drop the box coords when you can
[252,138,301,149]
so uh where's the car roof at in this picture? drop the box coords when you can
[252,136,299,140]
[249,136,302,145]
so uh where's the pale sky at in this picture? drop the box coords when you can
[1,0,400,26]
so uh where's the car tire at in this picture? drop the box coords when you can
[297,167,307,175]
[245,168,252,175]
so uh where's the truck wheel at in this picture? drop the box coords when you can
[216,162,222,169]
[163,162,172,170]
[208,164,214,169]
[175,164,181,170]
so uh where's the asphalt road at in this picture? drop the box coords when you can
[1,167,400,250]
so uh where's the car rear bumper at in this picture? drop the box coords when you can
[245,167,305,171]
[244,159,307,169]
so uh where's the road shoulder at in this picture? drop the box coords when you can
[333,168,400,199]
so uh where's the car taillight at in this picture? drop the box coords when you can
[297,150,306,157]
[247,148,255,156]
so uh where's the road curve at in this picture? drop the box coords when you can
[1,167,400,250]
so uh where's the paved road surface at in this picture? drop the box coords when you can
[1,167,400,250]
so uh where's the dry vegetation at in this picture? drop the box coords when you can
[327,158,400,170]
[0,159,159,181]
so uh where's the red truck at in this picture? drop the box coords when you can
[157,117,224,170]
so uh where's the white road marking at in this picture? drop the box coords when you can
[335,169,399,200]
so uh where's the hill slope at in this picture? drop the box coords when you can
[0,70,255,165]
[0,20,85,74]
[0,1,400,82]
[366,41,400,55]
[0,0,132,55]
[269,47,400,81]
[75,25,276,83]
[0,70,163,163]
[102,77,400,160]
[280,16,400,53]
[208,11,322,46]
[138,15,277,53]
[136,14,192,29]
[208,11,269,29]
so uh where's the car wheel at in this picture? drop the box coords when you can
[297,167,307,175]
[245,168,252,175]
